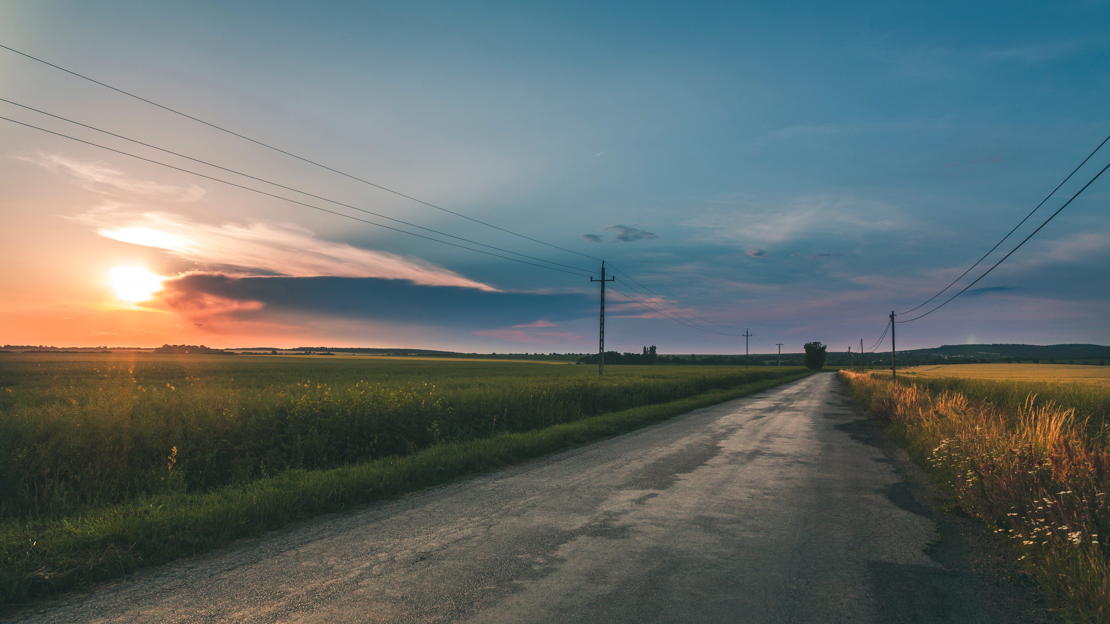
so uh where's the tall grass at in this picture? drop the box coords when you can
[840,371,1110,623]
[895,375,1109,440]
[0,354,802,520]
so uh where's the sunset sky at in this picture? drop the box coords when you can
[1,1,1108,353]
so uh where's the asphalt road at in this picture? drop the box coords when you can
[10,373,1056,623]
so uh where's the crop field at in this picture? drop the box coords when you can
[871,364,1110,437]
[840,371,1110,623]
[0,352,804,520]
[902,363,1110,386]
[0,352,810,610]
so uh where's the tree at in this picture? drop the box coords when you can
[803,342,827,371]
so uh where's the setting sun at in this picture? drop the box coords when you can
[109,267,165,302]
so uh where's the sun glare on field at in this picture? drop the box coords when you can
[109,267,165,302]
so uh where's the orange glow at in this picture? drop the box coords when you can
[109,267,165,302]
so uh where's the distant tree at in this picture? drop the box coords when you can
[803,342,827,371]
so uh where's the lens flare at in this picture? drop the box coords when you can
[109,267,165,302]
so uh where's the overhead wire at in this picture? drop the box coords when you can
[899,132,1110,316]
[605,263,749,332]
[867,319,891,353]
[0,114,596,278]
[0,97,595,276]
[610,278,750,337]
[607,280,748,337]
[0,42,603,264]
[898,157,1110,323]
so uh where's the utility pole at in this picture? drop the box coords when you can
[742,329,753,367]
[776,343,783,366]
[890,311,897,380]
[590,261,615,375]
[860,338,865,372]
[848,346,852,371]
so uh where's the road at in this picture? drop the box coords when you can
[10,373,1054,623]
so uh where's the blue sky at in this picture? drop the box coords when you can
[1,0,1108,353]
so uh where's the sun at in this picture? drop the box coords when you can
[109,267,165,303]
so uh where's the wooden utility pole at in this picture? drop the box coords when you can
[890,311,897,379]
[848,346,852,371]
[590,261,615,375]
[860,338,865,372]
[776,343,784,366]
[742,329,753,367]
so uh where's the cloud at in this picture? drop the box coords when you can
[607,225,658,242]
[582,225,659,244]
[764,120,922,141]
[687,194,910,246]
[513,320,557,328]
[746,249,768,258]
[20,153,206,202]
[148,273,594,329]
[944,156,1004,169]
[75,209,496,291]
[966,285,1018,297]
[471,328,583,344]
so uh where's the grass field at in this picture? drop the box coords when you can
[840,371,1110,623]
[0,352,810,611]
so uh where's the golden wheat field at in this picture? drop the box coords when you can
[899,363,1110,387]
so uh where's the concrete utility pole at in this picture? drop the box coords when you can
[742,329,753,367]
[890,311,897,379]
[776,343,784,366]
[590,261,615,375]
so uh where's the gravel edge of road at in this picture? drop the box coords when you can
[836,376,1066,623]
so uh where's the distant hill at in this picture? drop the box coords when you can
[902,344,1110,360]
[826,343,1110,367]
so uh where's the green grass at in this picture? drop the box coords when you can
[0,353,810,612]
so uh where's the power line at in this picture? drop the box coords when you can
[611,278,745,336]
[0,114,596,278]
[0,42,603,264]
[898,158,1110,323]
[900,132,1110,316]
[608,280,748,337]
[606,263,749,331]
[867,319,891,353]
[0,98,594,276]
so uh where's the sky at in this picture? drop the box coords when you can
[1,0,1108,354]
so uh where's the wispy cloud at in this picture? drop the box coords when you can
[513,320,557,328]
[20,153,206,202]
[75,209,497,291]
[945,155,1004,169]
[746,249,768,258]
[966,285,1018,297]
[687,194,910,246]
[582,224,659,243]
[765,119,923,141]
[856,39,1090,82]
[471,327,583,344]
